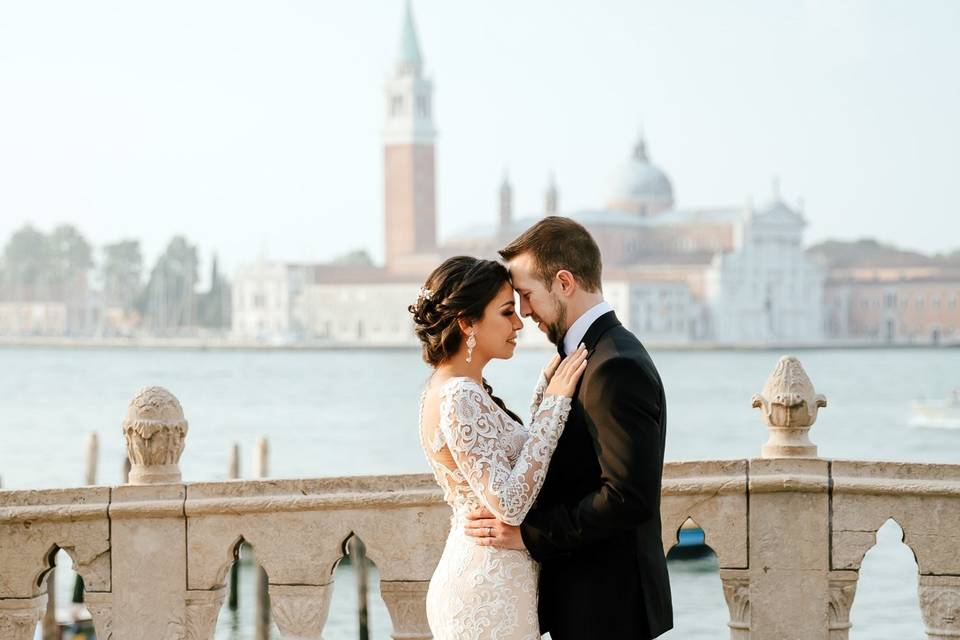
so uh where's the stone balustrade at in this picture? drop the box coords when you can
[2,357,960,639]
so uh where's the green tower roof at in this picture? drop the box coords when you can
[397,0,423,71]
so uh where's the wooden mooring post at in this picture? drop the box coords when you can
[253,437,270,640]
[228,442,240,612]
[349,537,371,640]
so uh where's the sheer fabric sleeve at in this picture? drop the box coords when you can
[528,369,549,418]
[439,379,571,526]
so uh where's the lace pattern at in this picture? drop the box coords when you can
[419,374,571,639]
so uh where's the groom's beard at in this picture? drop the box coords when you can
[545,297,568,346]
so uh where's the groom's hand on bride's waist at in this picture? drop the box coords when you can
[464,509,526,550]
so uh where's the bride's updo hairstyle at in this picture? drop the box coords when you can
[409,255,521,423]
[409,256,509,365]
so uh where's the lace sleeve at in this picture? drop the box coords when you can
[528,369,549,418]
[439,378,571,526]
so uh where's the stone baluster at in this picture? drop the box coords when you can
[113,386,190,639]
[0,595,47,640]
[268,583,334,639]
[719,569,750,639]
[827,571,858,640]
[750,356,832,638]
[919,575,960,639]
[381,581,431,640]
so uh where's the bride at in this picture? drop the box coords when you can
[409,256,587,639]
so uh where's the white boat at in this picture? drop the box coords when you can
[911,389,960,428]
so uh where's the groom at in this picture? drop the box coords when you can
[465,216,673,638]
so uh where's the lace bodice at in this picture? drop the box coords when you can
[419,374,571,526]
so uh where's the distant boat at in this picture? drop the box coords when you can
[911,389,960,428]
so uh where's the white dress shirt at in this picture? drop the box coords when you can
[562,300,614,356]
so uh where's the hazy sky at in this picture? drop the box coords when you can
[1,1,958,275]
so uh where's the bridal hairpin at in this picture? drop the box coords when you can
[417,286,434,304]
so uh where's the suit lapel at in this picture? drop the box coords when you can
[580,310,621,355]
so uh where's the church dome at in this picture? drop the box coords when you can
[606,135,674,216]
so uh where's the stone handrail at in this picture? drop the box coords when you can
[0,357,959,639]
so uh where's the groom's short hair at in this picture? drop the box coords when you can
[498,216,603,293]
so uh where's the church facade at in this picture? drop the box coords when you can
[232,2,827,347]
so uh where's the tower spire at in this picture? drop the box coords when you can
[499,170,513,229]
[396,0,423,75]
[545,172,558,215]
[633,126,649,161]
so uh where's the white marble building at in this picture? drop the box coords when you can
[705,192,825,343]
[231,261,311,342]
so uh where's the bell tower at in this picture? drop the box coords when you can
[383,0,437,269]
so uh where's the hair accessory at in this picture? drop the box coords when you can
[417,286,433,304]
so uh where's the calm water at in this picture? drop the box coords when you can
[3,345,957,639]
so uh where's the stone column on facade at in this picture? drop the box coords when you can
[381,581,431,640]
[112,386,189,639]
[919,575,960,639]
[750,356,832,638]
[827,570,858,640]
[719,569,750,639]
[267,583,334,640]
[0,594,47,640]
[84,591,114,640]
[185,587,227,640]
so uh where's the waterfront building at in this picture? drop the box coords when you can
[823,265,960,344]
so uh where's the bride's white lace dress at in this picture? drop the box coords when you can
[418,375,572,640]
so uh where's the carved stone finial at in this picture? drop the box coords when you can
[752,356,827,458]
[122,386,188,484]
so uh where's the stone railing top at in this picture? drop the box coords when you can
[122,385,188,485]
[752,355,827,459]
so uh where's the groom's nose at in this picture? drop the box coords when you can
[518,296,532,318]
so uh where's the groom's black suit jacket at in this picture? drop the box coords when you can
[521,310,673,639]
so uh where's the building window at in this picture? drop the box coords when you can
[416,95,430,118]
[391,95,403,116]
[933,297,941,308]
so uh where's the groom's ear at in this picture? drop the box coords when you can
[555,270,578,297]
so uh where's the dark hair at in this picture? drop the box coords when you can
[408,256,521,423]
[498,215,603,292]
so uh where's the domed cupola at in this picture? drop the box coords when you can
[606,133,674,216]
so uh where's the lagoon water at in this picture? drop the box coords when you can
[3,345,957,638]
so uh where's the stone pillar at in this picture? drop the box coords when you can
[267,583,334,639]
[0,594,47,640]
[720,569,750,639]
[827,571,858,640]
[112,386,189,639]
[749,356,831,639]
[381,581,431,640]
[84,592,114,640]
[919,575,960,639]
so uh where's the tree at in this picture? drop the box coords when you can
[48,224,93,301]
[140,236,199,333]
[2,225,52,300]
[198,253,231,329]
[101,240,143,310]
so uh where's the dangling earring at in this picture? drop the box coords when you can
[466,331,477,364]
